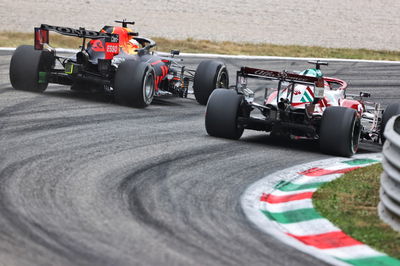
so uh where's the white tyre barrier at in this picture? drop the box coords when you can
[379,115,400,232]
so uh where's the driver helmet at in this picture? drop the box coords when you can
[129,38,140,48]
[299,68,323,78]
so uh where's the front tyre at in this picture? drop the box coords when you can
[193,60,229,105]
[114,60,155,108]
[9,45,54,92]
[205,89,244,139]
[319,106,361,157]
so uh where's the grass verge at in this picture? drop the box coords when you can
[2,32,400,61]
[313,163,400,259]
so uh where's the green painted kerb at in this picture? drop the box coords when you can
[261,208,323,224]
[342,158,379,166]
[274,181,326,192]
[342,255,400,266]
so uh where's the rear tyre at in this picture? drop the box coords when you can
[9,45,54,92]
[193,60,229,105]
[381,103,400,142]
[319,106,361,157]
[114,60,155,108]
[205,89,244,139]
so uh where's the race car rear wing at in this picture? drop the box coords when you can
[237,66,326,102]
[240,66,321,86]
[39,24,116,39]
[34,24,119,51]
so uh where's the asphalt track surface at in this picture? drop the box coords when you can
[0,50,398,266]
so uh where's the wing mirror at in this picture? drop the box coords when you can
[171,50,180,57]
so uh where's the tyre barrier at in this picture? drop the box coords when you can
[379,115,400,232]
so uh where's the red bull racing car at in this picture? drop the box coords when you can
[9,20,228,107]
[205,61,400,157]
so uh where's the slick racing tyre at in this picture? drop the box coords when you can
[193,60,229,105]
[319,106,361,157]
[205,89,244,139]
[381,103,400,142]
[9,45,54,92]
[114,60,155,108]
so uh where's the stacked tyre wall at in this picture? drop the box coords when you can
[379,115,400,231]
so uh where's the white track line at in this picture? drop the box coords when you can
[2,47,400,64]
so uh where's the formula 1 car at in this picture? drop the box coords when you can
[9,20,228,107]
[205,61,400,157]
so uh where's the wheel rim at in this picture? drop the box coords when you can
[216,67,228,88]
[143,70,155,105]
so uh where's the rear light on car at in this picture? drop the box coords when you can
[65,61,79,75]
[34,28,49,50]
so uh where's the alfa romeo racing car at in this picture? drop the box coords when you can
[205,61,400,157]
[9,20,228,107]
